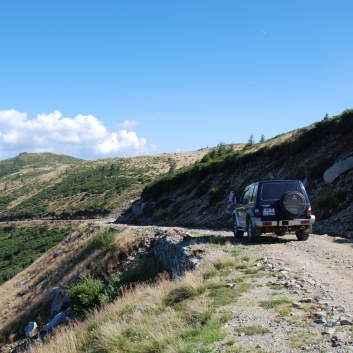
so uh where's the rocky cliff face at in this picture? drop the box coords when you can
[118,111,353,238]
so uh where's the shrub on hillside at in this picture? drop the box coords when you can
[66,274,104,315]
[92,228,118,251]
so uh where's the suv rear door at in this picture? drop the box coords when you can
[259,181,307,220]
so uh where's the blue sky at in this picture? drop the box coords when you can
[0,0,352,160]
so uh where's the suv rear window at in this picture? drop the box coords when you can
[260,182,302,201]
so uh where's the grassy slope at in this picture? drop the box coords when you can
[0,150,209,288]
[122,109,353,230]
[0,150,210,220]
[0,152,82,179]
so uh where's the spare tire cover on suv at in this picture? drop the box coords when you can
[279,191,306,218]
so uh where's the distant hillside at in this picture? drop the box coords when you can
[118,109,353,237]
[0,150,210,221]
[0,152,82,179]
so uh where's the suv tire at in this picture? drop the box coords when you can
[246,218,261,243]
[279,191,306,218]
[296,229,310,241]
[233,218,244,238]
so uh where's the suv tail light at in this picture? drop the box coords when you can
[255,209,262,217]
[307,206,312,215]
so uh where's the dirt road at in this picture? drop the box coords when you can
[250,233,353,312]
[206,230,353,352]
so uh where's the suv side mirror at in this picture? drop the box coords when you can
[242,198,249,205]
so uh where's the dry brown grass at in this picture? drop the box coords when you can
[26,253,234,353]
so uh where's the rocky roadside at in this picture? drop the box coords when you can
[205,231,353,352]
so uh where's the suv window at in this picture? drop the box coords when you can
[260,182,302,201]
[249,184,258,202]
[242,186,252,202]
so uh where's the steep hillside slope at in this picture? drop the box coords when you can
[119,110,353,237]
[0,150,210,221]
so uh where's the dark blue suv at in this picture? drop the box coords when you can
[232,180,315,242]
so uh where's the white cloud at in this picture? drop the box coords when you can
[0,110,156,160]
[117,120,139,130]
[0,109,27,127]
[96,130,157,156]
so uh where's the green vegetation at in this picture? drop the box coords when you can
[1,109,352,226]
[66,274,105,315]
[21,237,249,352]
[247,134,255,146]
[0,223,71,284]
[67,250,167,316]
[44,249,252,353]
[3,162,135,219]
[288,332,321,349]
[260,298,292,316]
[260,298,291,309]
[0,152,82,178]
[143,110,353,202]
[92,228,120,251]
[208,183,229,206]
[0,152,175,220]
[233,326,270,336]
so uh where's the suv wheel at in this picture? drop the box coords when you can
[246,218,261,243]
[279,191,306,218]
[296,229,310,241]
[233,218,244,238]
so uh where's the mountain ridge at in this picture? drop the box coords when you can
[1,108,353,351]
[118,109,353,238]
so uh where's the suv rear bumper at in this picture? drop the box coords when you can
[253,215,315,232]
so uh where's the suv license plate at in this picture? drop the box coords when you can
[263,208,275,216]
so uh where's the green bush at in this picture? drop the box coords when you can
[92,228,117,251]
[66,274,104,315]
[98,272,123,303]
